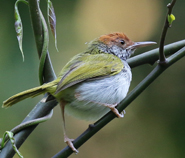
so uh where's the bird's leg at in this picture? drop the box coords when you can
[99,102,125,118]
[60,100,79,153]
[75,94,125,118]
[92,102,125,118]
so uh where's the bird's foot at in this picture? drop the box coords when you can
[121,110,126,117]
[64,136,79,154]
[75,95,125,118]
[104,103,125,118]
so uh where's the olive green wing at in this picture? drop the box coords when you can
[55,53,124,94]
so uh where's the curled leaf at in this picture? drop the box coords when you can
[15,0,24,61]
[168,14,175,25]
[47,0,58,52]
[2,131,24,158]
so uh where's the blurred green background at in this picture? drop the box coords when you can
[0,0,185,158]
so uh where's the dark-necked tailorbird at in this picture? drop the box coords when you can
[3,32,156,153]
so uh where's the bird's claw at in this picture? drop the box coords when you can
[64,137,79,154]
[109,104,126,118]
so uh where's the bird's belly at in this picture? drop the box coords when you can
[65,70,132,121]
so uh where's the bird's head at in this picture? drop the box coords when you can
[89,32,156,61]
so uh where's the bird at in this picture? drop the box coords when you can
[2,32,156,153]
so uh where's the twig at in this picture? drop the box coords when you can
[128,40,185,68]
[159,0,177,64]
[0,110,53,149]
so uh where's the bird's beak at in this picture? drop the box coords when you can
[131,41,157,49]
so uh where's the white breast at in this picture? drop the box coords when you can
[65,61,132,121]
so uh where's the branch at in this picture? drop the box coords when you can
[128,40,185,68]
[159,0,177,64]
[29,0,56,83]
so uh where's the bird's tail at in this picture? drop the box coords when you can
[2,81,57,108]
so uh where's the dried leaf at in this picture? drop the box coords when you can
[15,0,24,61]
[47,0,58,52]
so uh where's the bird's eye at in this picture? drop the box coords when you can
[120,40,125,45]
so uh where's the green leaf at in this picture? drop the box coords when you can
[168,14,175,25]
[1,131,24,158]
[47,0,58,52]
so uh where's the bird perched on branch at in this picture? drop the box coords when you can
[3,32,156,153]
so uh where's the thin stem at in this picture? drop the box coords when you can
[167,0,177,15]
[0,110,53,148]
[29,0,56,83]
[29,0,43,56]
[159,0,177,64]
[128,40,185,68]
[0,98,58,158]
